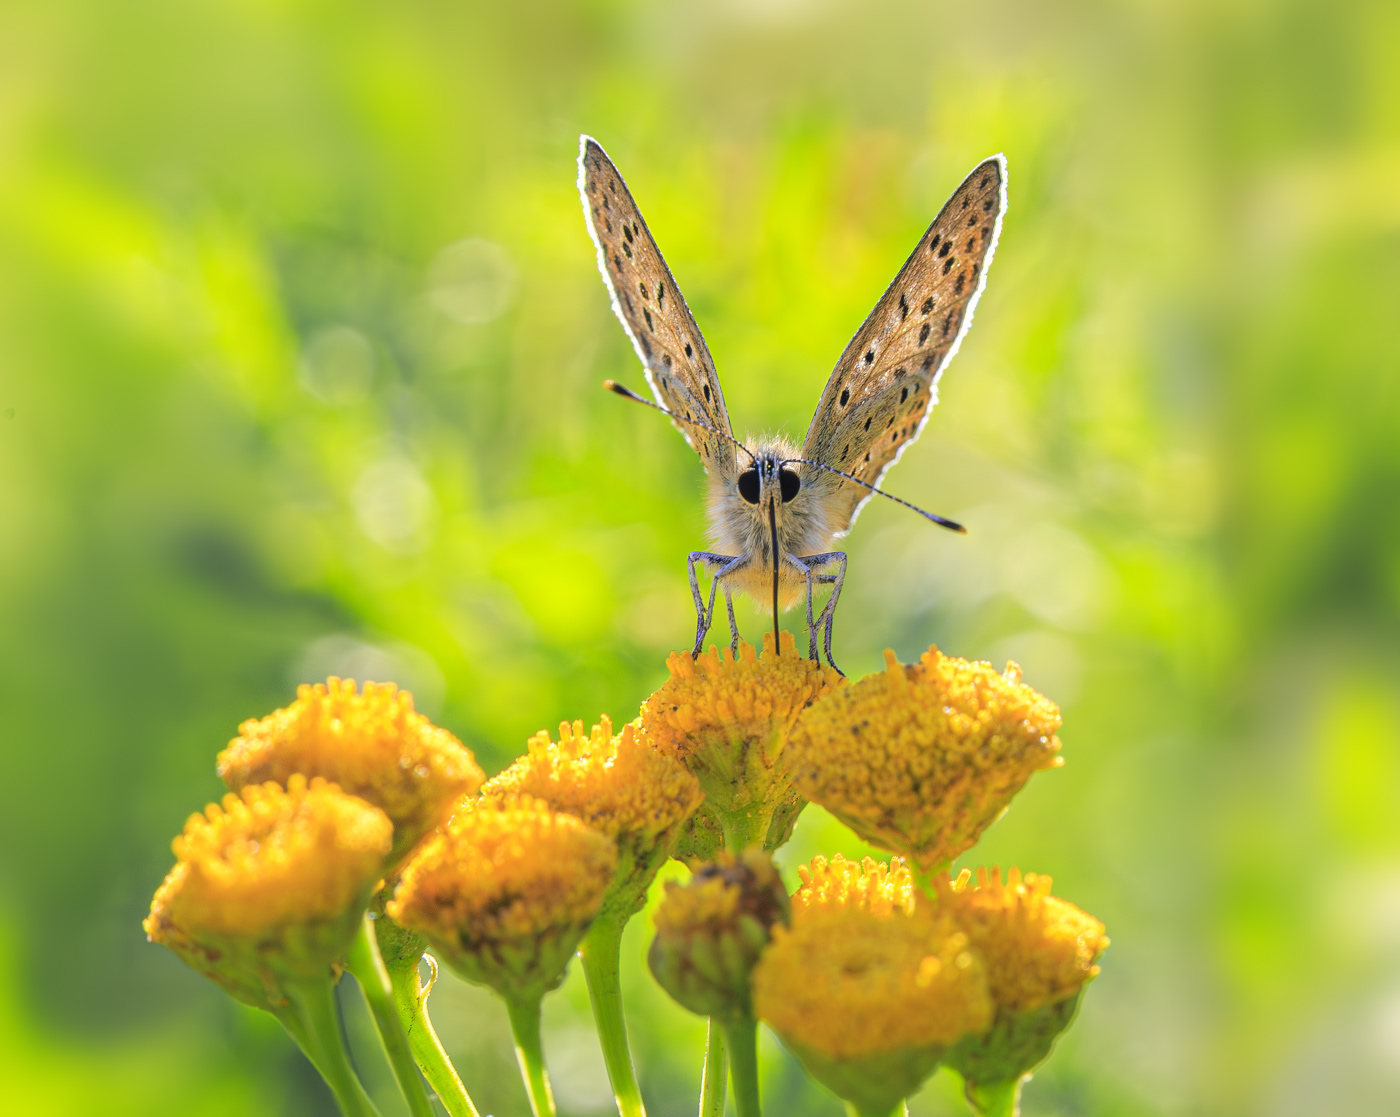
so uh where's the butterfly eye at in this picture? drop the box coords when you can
[737,468,761,505]
[779,469,800,503]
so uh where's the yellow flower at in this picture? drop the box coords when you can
[218,678,484,867]
[642,632,842,850]
[648,850,790,1021]
[942,867,1108,1089]
[484,715,703,918]
[753,870,992,1115]
[945,867,1107,1014]
[144,775,392,1009]
[388,795,616,1000]
[790,647,1062,871]
[793,852,916,919]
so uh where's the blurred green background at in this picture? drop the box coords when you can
[3,0,1399,1113]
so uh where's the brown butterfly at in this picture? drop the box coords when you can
[578,136,1006,673]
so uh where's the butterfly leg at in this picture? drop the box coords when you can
[687,551,744,659]
[724,585,740,656]
[800,560,820,662]
[798,552,847,675]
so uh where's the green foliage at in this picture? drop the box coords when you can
[2,0,1398,1113]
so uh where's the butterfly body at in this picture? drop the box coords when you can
[707,438,831,608]
[580,136,1006,670]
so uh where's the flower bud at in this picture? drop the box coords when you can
[648,850,789,1021]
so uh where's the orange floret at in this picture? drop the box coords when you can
[792,853,917,919]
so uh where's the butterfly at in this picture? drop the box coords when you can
[578,135,1006,673]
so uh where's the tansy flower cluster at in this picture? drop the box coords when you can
[146,637,1105,1117]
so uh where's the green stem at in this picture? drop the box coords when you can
[909,858,952,897]
[965,1077,1023,1117]
[842,1102,909,1117]
[719,809,770,854]
[698,1017,727,1117]
[345,916,436,1117]
[580,914,647,1117]
[278,975,384,1117]
[386,952,482,1117]
[721,1014,761,1117]
[505,993,557,1117]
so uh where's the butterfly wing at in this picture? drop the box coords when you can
[800,155,1007,535]
[578,136,737,483]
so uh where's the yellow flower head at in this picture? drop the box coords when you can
[484,715,703,918]
[218,678,484,867]
[753,897,991,1112]
[649,850,790,1020]
[941,868,1107,1086]
[756,895,989,1057]
[790,647,1062,870]
[143,775,392,1008]
[945,867,1107,1014]
[388,795,616,999]
[642,632,842,848]
[792,853,917,919]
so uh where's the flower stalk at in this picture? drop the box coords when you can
[506,993,558,1117]
[275,975,385,1117]
[964,1077,1023,1117]
[579,912,647,1117]
[385,953,481,1117]
[721,1013,761,1117]
[699,1021,726,1117]
[843,1103,909,1117]
[344,914,436,1117]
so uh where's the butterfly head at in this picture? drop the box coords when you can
[736,452,801,508]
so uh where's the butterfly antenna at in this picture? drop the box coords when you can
[781,456,967,534]
[604,380,757,466]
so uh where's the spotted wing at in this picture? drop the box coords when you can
[578,136,736,482]
[800,156,1006,534]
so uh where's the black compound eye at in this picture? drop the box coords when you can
[779,468,800,503]
[737,468,760,505]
